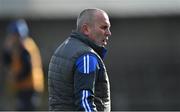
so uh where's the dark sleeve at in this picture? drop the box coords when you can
[74,53,100,111]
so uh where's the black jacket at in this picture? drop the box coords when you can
[48,32,110,111]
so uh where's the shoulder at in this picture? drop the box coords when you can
[75,52,99,74]
[54,37,95,59]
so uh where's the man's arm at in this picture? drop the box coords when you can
[74,53,99,111]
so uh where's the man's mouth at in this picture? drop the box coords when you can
[102,38,108,46]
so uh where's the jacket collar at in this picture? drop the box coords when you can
[70,31,107,59]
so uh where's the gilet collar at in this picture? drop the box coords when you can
[70,31,107,59]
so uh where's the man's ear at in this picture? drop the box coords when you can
[82,24,90,36]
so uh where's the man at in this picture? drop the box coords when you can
[2,19,44,110]
[48,8,111,111]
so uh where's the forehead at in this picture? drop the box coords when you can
[94,11,111,26]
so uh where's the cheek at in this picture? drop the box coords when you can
[96,30,106,39]
[90,28,104,40]
[94,28,104,35]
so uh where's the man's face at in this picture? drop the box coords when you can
[88,12,111,47]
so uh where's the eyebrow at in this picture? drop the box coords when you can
[105,20,111,27]
[105,23,111,27]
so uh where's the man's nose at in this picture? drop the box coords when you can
[106,29,111,36]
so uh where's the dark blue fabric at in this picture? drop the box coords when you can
[80,90,93,112]
[76,53,98,74]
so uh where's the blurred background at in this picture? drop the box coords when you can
[0,0,180,110]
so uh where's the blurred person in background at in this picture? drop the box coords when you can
[1,19,44,110]
[48,8,111,111]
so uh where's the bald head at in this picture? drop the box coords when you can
[76,8,108,32]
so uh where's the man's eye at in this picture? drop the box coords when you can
[101,26,108,30]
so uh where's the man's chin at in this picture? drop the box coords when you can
[101,44,107,48]
[95,41,107,47]
[102,42,107,47]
